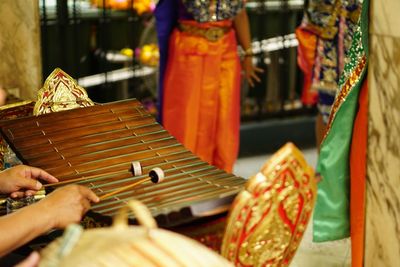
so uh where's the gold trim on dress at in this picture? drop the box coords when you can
[322,55,367,141]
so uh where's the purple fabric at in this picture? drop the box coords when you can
[155,0,178,123]
[178,1,194,20]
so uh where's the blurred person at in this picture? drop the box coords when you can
[296,0,362,149]
[311,1,368,266]
[155,0,263,172]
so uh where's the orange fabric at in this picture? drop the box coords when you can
[162,20,241,172]
[350,79,368,267]
[295,27,318,106]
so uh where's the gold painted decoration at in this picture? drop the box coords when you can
[221,143,316,267]
[34,68,94,115]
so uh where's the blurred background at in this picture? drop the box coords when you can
[38,0,317,156]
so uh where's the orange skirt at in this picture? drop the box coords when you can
[350,79,368,267]
[162,20,241,172]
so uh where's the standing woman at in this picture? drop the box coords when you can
[155,0,262,172]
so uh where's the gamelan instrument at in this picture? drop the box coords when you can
[37,143,317,267]
[0,99,246,227]
[0,69,317,266]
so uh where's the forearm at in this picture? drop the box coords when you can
[0,203,53,256]
[233,9,252,51]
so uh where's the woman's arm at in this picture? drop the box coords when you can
[233,8,252,54]
[0,184,99,256]
[0,201,53,256]
[233,9,263,87]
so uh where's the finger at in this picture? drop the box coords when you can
[25,166,58,184]
[15,251,40,267]
[25,190,39,197]
[17,177,42,191]
[255,67,264,73]
[81,199,91,215]
[251,73,261,83]
[79,186,100,203]
[11,191,25,198]
[247,77,255,88]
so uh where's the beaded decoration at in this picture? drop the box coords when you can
[182,0,244,23]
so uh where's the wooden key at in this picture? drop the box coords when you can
[99,168,165,201]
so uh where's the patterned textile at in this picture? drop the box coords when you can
[181,0,244,22]
[313,5,369,265]
[162,20,241,172]
[299,0,361,123]
[156,1,244,171]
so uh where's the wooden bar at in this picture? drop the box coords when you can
[0,99,142,130]
[23,129,170,161]
[9,108,145,139]
[9,115,157,149]
[57,151,194,181]
[0,99,246,226]
[27,136,177,166]
[19,124,162,156]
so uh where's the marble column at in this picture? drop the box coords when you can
[365,0,400,265]
[0,0,42,100]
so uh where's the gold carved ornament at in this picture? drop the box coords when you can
[221,143,317,267]
[34,68,94,115]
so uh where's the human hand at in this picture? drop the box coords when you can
[0,165,58,198]
[15,251,40,267]
[36,184,99,229]
[242,57,264,88]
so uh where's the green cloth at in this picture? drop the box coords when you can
[313,0,369,242]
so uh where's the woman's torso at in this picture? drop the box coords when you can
[179,0,245,22]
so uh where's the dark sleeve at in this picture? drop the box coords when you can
[154,0,178,123]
